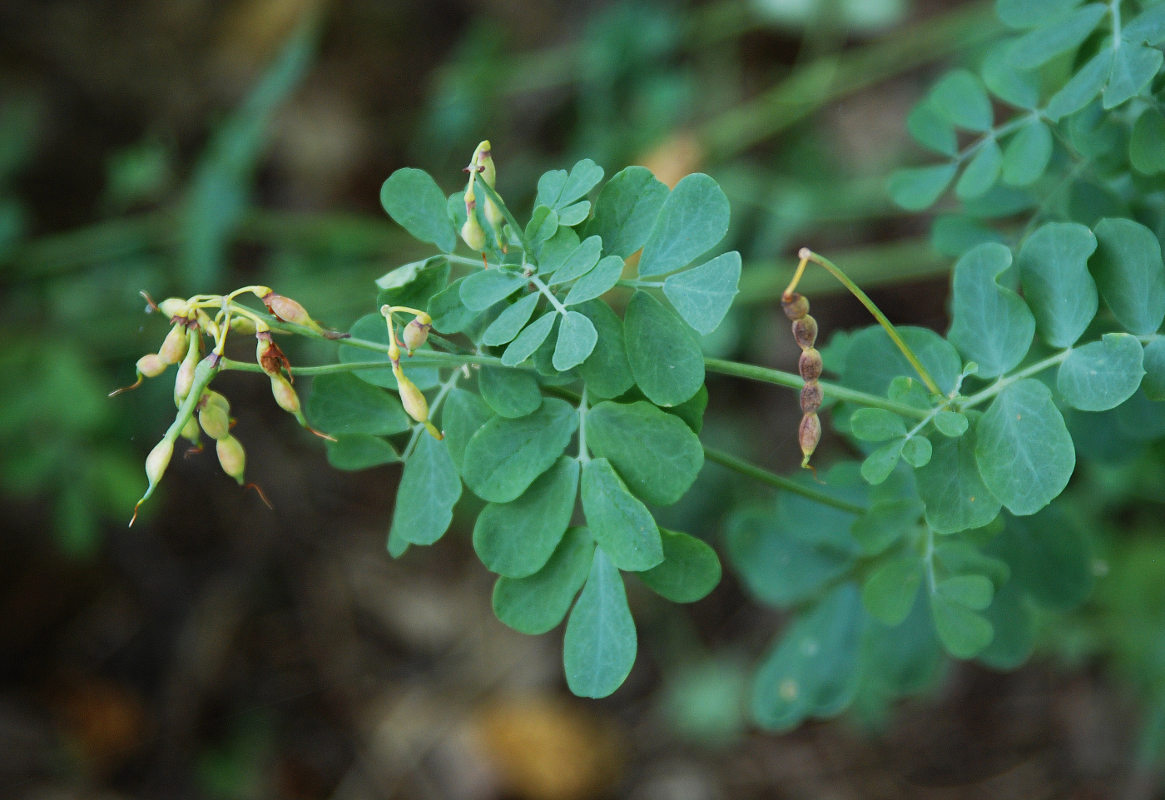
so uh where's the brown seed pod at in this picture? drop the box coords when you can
[792,315,818,350]
[800,382,824,415]
[798,347,823,382]
[781,292,809,321]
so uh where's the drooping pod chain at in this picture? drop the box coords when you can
[782,252,822,471]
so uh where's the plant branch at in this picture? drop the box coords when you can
[703,446,866,514]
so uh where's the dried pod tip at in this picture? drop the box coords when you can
[216,435,247,485]
[798,412,822,469]
[791,315,818,350]
[256,331,291,378]
[781,292,809,321]
[798,347,823,382]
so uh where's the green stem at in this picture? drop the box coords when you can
[704,357,931,419]
[799,249,944,397]
[960,350,1070,409]
[703,446,866,514]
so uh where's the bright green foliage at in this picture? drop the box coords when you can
[461,399,578,503]
[585,400,703,506]
[380,168,458,252]
[948,243,1034,379]
[581,458,663,572]
[583,166,669,257]
[324,436,400,471]
[1017,222,1098,348]
[637,173,730,277]
[493,528,594,635]
[389,434,461,546]
[1058,333,1146,411]
[636,529,721,603]
[1001,120,1052,186]
[552,310,598,371]
[477,366,542,418]
[564,548,637,698]
[306,372,410,436]
[662,251,742,335]
[916,425,1002,534]
[929,69,992,131]
[624,290,705,406]
[862,556,923,625]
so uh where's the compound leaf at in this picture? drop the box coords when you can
[564,255,624,305]
[1045,50,1114,120]
[636,528,721,603]
[478,365,542,419]
[907,99,957,155]
[460,269,526,311]
[930,69,993,131]
[888,162,957,211]
[1103,42,1162,109]
[389,434,461,546]
[493,528,594,634]
[502,311,557,367]
[583,166,669,258]
[917,421,1002,533]
[1018,222,1098,348]
[1008,4,1107,69]
[481,292,541,346]
[1091,217,1165,335]
[850,408,908,442]
[575,300,636,399]
[379,167,457,252]
[662,251,742,335]
[624,290,705,406]
[955,139,1003,199]
[552,310,599,371]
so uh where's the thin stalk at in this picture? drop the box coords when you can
[795,248,944,397]
[960,350,1070,409]
[703,446,866,514]
[704,357,931,419]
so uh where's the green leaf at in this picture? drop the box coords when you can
[907,100,957,155]
[1091,217,1165,335]
[751,584,865,731]
[574,300,636,399]
[929,69,993,131]
[585,400,704,506]
[1007,4,1107,69]
[934,410,970,437]
[502,311,557,367]
[981,39,1041,107]
[851,498,924,556]
[887,163,957,211]
[635,528,721,603]
[931,214,1006,258]
[547,235,603,283]
[389,434,462,546]
[473,457,579,578]
[379,168,456,253]
[948,242,1035,379]
[536,227,581,273]
[493,528,594,634]
[1002,120,1053,186]
[862,556,923,625]
[428,277,480,335]
[934,540,1012,586]
[917,421,1003,533]
[583,166,670,258]
[306,372,410,436]
[842,325,964,396]
[324,435,400,471]
[956,139,1003,199]
[581,458,663,572]
[1057,332,1146,411]
[557,201,590,227]
[849,408,908,442]
[538,158,604,209]
[861,441,904,485]
[992,506,1093,610]
[662,251,742,335]
[553,310,599,371]
[564,255,624,305]
[975,379,1075,516]
[481,292,541,346]
[1142,338,1165,401]
[525,205,559,245]
[1045,50,1113,121]
[1103,42,1163,109]
[977,581,1035,669]
[901,435,933,468]
[380,168,457,252]
[375,256,450,306]
[563,548,637,698]
[1017,222,1099,348]
[478,366,542,418]
[929,593,994,659]
[459,269,526,311]
[440,388,492,473]
[937,574,994,610]
[624,290,705,406]
[461,398,578,503]
[1130,109,1165,175]
[638,173,730,277]
[1124,4,1165,44]
[996,0,1083,28]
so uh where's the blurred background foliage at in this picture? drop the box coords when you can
[1,0,1162,797]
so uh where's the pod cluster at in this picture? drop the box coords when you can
[782,291,823,469]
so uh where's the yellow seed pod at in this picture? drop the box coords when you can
[460,182,488,252]
[198,396,232,441]
[180,415,201,445]
[269,373,300,414]
[173,356,197,406]
[157,297,189,318]
[158,323,190,364]
[137,352,169,379]
[402,317,431,355]
[144,438,175,488]
[216,435,246,485]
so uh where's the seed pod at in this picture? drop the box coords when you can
[230,315,257,336]
[798,412,821,468]
[782,292,809,321]
[174,355,197,406]
[198,394,232,441]
[255,330,290,378]
[460,182,488,252]
[395,367,443,439]
[791,315,818,350]
[470,140,505,232]
[180,415,201,445]
[158,324,190,364]
[402,317,431,355]
[157,297,188,318]
[216,435,246,485]
[262,291,327,335]
[137,353,169,379]
[145,438,175,488]
[799,347,823,382]
[269,373,300,414]
[800,382,823,415]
